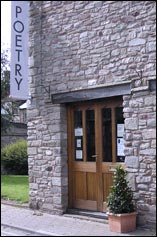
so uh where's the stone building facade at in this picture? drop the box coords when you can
[27,1,156,227]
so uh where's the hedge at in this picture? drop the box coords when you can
[1,140,28,175]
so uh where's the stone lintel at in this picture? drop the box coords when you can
[51,83,131,104]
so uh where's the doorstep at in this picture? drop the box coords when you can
[65,208,108,223]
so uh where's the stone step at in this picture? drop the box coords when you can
[65,209,109,224]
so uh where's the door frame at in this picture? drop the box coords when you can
[67,97,125,212]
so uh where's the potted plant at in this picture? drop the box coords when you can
[106,165,137,233]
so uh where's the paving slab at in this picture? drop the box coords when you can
[1,202,156,236]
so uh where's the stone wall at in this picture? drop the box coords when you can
[27,104,68,214]
[123,80,156,227]
[28,1,156,225]
[29,1,155,96]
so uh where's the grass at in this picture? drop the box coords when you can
[1,175,29,203]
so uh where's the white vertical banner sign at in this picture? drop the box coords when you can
[10,1,29,100]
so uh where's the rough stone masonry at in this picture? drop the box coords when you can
[27,1,156,228]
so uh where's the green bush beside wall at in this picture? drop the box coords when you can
[1,140,28,175]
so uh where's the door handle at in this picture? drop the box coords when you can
[92,154,98,162]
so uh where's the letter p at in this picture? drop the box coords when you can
[16,6,22,18]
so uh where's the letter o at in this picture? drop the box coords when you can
[13,20,24,33]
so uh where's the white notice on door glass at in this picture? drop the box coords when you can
[117,124,124,137]
[76,139,81,148]
[75,128,83,136]
[76,150,83,159]
[117,138,124,156]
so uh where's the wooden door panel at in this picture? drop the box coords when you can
[103,172,114,202]
[87,172,97,201]
[74,199,97,211]
[74,171,97,201]
[74,171,86,200]
[74,171,97,210]
[102,173,114,212]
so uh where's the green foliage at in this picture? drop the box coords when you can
[1,49,10,100]
[1,140,28,175]
[1,49,13,132]
[1,49,26,132]
[1,175,29,203]
[107,165,135,214]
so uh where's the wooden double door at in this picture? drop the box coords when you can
[68,97,125,212]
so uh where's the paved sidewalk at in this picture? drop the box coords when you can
[1,202,156,236]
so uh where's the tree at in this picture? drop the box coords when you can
[1,49,10,98]
[1,49,14,132]
[1,49,26,132]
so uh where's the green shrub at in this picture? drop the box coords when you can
[1,140,28,175]
[107,165,135,214]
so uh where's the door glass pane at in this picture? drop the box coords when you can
[74,110,83,161]
[86,109,95,162]
[74,110,82,128]
[102,108,112,162]
[116,107,125,162]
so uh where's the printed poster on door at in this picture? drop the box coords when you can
[117,138,124,156]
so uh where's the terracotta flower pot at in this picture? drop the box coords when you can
[108,212,138,233]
